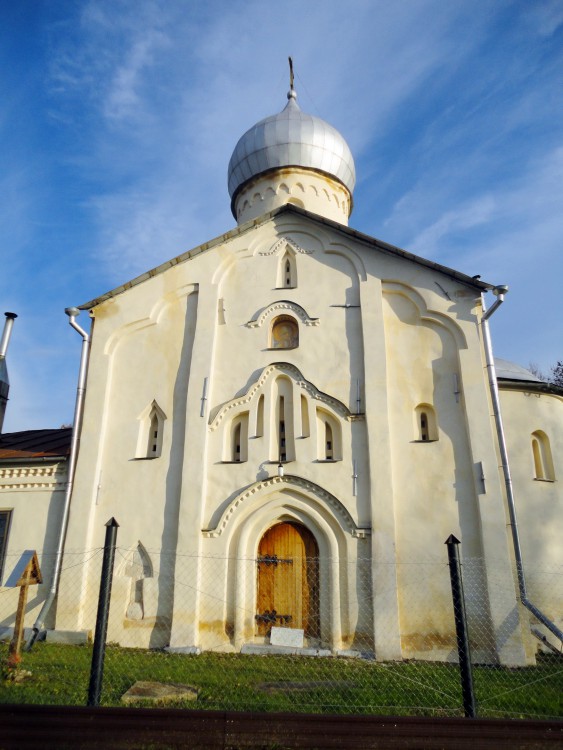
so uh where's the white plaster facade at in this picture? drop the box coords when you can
[46,204,555,664]
[1,87,561,664]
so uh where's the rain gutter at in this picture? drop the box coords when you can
[481,286,563,644]
[26,308,91,650]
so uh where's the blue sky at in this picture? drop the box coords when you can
[1,0,562,431]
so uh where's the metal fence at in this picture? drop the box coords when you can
[1,546,562,719]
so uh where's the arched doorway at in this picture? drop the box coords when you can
[256,522,320,639]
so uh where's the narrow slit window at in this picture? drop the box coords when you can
[301,395,310,437]
[138,401,166,459]
[256,394,264,437]
[420,412,429,442]
[325,422,333,459]
[148,413,159,454]
[415,404,438,442]
[233,422,242,462]
[149,417,160,454]
[279,396,286,461]
[272,376,294,462]
[277,249,297,288]
[229,413,249,462]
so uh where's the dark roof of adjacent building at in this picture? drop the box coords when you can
[495,358,542,383]
[0,428,72,461]
[495,358,563,396]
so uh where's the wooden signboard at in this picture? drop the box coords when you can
[5,550,42,657]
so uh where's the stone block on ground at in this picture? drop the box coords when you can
[121,681,199,705]
[164,645,201,655]
[46,629,91,645]
[240,643,333,657]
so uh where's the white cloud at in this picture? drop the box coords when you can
[3,0,562,429]
[522,0,563,37]
[103,29,170,121]
[47,0,501,285]
[409,197,497,256]
[392,146,563,372]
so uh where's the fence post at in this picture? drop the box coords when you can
[87,517,119,707]
[445,534,476,718]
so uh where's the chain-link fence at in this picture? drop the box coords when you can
[1,546,562,718]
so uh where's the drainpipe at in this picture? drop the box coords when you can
[481,286,563,644]
[26,307,91,650]
[0,312,18,433]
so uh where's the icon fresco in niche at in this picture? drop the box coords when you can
[271,316,299,349]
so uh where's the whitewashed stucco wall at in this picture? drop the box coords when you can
[48,209,535,663]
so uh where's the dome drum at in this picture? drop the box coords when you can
[233,167,352,225]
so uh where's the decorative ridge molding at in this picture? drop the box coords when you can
[246,301,319,328]
[259,237,312,256]
[0,466,63,480]
[209,363,351,430]
[202,474,371,539]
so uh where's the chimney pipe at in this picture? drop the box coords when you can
[0,312,18,358]
[0,312,17,433]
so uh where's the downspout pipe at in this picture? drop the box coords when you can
[481,286,563,644]
[26,308,91,650]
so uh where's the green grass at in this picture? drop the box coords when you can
[0,642,561,719]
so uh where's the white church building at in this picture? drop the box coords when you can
[1,80,562,665]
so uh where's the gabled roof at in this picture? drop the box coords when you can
[0,428,72,461]
[495,358,563,396]
[79,205,494,311]
[495,358,542,383]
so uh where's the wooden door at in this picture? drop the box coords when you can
[256,522,319,638]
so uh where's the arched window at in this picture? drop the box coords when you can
[531,430,555,481]
[271,376,294,461]
[137,401,166,458]
[415,404,438,442]
[270,315,299,349]
[316,408,341,461]
[229,412,249,462]
[277,249,297,288]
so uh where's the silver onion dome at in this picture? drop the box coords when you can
[228,88,356,204]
